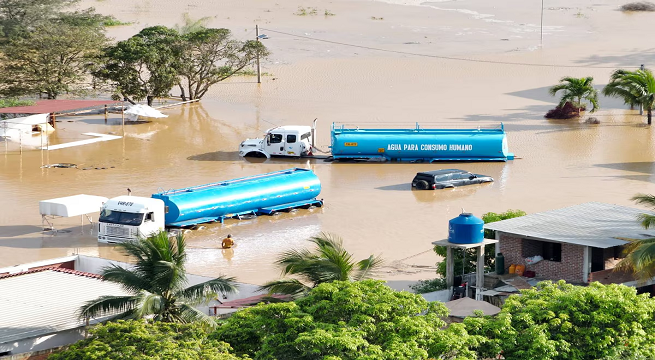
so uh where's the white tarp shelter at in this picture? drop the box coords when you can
[39,194,108,231]
[124,104,167,121]
[1,113,54,147]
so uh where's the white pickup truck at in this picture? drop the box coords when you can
[239,120,316,158]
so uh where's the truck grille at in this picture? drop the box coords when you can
[105,226,131,238]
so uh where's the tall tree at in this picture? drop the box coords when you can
[465,280,655,360]
[214,280,483,360]
[603,68,655,125]
[177,28,269,101]
[94,26,182,106]
[79,231,237,326]
[49,320,247,360]
[0,0,76,38]
[549,76,599,117]
[0,22,107,99]
[615,193,655,281]
[259,232,383,297]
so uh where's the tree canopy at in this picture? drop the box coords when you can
[213,279,482,360]
[49,320,248,360]
[603,68,655,125]
[464,280,655,360]
[615,193,655,281]
[258,233,383,297]
[79,231,237,326]
[549,76,599,116]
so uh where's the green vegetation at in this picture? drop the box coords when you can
[620,2,655,11]
[413,210,526,294]
[214,280,481,359]
[258,233,383,297]
[371,16,384,20]
[465,280,655,359]
[79,231,237,326]
[549,76,599,117]
[325,9,336,16]
[49,320,246,360]
[0,98,34,108]
[294,6,318,16]
[616,193,655,281]
[102,16,131,27]
[174,12,212,35]
[603,68,655,125]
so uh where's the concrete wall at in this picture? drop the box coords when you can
[499,233,585,283]
[0,329,82,358]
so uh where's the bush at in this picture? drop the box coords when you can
[544,101,584,119]
[410,278,447,293]
[620,1,655,11]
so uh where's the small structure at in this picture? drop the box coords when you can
[432,212,498,301]
[209,294,292,318]
[124,104,167,121]
[0,99,123,128]
[485,202,655,288]
[39,194,109,231]
[444,297,501,322]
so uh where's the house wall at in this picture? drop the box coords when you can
[499,233,585,283]
[0,329,83,357]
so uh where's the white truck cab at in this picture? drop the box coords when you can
[239,120,316,158]
[98,196,165,243]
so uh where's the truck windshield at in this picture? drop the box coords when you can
[99,209,144,226]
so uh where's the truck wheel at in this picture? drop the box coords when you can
[416,180,430,190]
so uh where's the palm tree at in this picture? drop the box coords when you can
[259,233,383,297]
[615,194,655,281]
[549,76,599,117]
[603,68,655,125]
[79,231,237,326]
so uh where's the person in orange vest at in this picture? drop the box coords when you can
[221,234,235,249]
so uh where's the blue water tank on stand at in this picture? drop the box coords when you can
[448,213,484,244]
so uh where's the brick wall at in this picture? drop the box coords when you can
[499,233,585,283]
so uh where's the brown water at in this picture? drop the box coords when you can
[2,0,655,286]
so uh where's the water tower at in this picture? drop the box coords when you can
[432,212,498,301]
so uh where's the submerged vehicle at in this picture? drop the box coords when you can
[411,169,494,190]
[239,121,514,162]
[97,168,323,243]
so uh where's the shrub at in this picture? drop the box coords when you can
[410,278,447,293]
[544,101,584,119]
[620,1,655,11]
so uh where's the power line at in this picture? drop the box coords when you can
[260,28,621,69]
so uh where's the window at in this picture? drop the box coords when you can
[269,134,283,144]
[145,212,154,222]
[99,209,144,226]
[542,242,562,262]
[613,245,625,259]
[287,134,297,143]
[522,239,562,262]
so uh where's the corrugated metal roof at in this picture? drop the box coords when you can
[0,100,121,114]
[0,270,130,344]
[484,202,655,248]
[0,266,101,280]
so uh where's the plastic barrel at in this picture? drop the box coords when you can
[495,253,505,275]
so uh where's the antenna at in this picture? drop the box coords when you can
[127,188,132,196]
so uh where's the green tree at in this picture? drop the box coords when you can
[177,28,269,101]
[79,231,237,326]
[603,68,655,125]
[615,193,655,281]
[94,26,182,106]
[258,232,383,297]
[549,76,599,117]
[213,280,483,360]
[413,210,526,293]
[0,22,107,99]
[464,280,655,360]
[49,320,248,360]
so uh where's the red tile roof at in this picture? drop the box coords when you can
[0,267,102,280]
[0,100,121,114]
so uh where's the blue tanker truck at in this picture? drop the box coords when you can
[239,122,514,162]
[98,168,323,243]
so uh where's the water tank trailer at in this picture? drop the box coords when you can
[97,168,323,243]
[331,123,514,162]
[238,121,514,162]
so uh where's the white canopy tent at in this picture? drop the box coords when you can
[124,104,167,122]
[39,194,108,231]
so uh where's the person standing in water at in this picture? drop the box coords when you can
[221,234,234,249]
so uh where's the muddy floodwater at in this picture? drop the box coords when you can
[2,0,655,287]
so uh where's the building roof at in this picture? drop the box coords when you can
[444,297,501,318]
[0,269,129,345]
[484,202,655,248]
[0,100,121,114]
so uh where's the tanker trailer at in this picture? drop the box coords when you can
[98,168,323,243]
[330,123,514,162]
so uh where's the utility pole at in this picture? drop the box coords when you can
[256,25,261,84]
[540,0,544,47]
[640,64,645,115]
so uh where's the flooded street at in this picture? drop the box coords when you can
[2,0,655,286]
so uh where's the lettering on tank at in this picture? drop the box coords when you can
[386,144,473,151]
